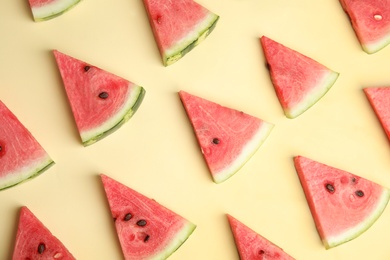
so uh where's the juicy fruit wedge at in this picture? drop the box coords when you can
[28,0,81,22]
[53,50,145,146]
[293,156,390,249]
[100,174,196,260]
[12,206,75,260]
[227,214,295,260]
[339,0,390,54]
[364,87,390,142]
[179,91,274,184]
[0,101,54,191]
[260,36,339,118]
[142,0,219,66]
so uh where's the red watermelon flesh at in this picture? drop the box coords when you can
[53,50,145,146]
[100,174,196,260]
[0,101,54,191]
[179,91,274,184]
[364,87,390,142]
[227,214,295,260]
[28,0,81,22]
[260,36,339,119]
[293,156,390,249]
[339,0,390,54]
[142,0,219,66]
[12,206,75,260]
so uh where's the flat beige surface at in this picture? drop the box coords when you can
[1,0,390,259]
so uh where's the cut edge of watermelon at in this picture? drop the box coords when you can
[286,70,339,119]
[0,155,54,191]
[29,0,81,22]
[323,187,390,249]
[163,13,219,66]
[81,86,145,146]
[213,122,274,184]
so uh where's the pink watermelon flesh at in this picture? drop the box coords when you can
[100,174,196,260]
[53,50,145,146]
[293,156,390,249]
[0,101,54,191]
[142,0,219,66]
[364,87,390,142]
[12,206,75,260]
[260,36,339,118]
[339,0,390,54]
[179,90,274,184]
[28,0,81,22]
[227,214,295,260]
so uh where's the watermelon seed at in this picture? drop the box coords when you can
[99,92,109,99]
[144,234,150,242]
[355,190,364,197]
[265,62,271,70]
[258,249,265,255]
[156,15,162,24]
[136,219,147,226]
[212,138,220,144]
[124,213,133,221]
[325,183,335,193]
[84,65,91,72]
[37,243,45,254]
[374,14,383,21]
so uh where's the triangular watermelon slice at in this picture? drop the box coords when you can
[12,206,75,259]
[100,174,196,260]
[142,0,219,66]
[260,36,339,118]
[227,214,295,260]
[179,91,274,184]
[53,50,146,146]
[27,0,81,22]
[364,87,390,142]
[0,101,54,191]
[339,0,390,54]
[293,156,390,249]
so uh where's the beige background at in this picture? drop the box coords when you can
[1,0,390,259]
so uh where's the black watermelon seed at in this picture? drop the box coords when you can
[38,243,45,254]
[124,213,132,221]
[355,190,364,197]
[98,92,109,99]
[351,177,356,183]
[144,235,150,242]
[136,219,147,226]
[259,249,265,255]
[212,138,220,144]
[84,65,91,72]
[325,183,335,193]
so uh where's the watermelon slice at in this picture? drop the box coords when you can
[364,87,390,142]
[100,174,196,260]
[27,0,81,22]
[227,214,295,260]
[260,36,339,118]
[179,91,274,184]
[142,0,219,66]
[0,101,54,191]
[339,0,390,54]
[53,50,146,146]
[293,156,390,249]
[12,206,75,259]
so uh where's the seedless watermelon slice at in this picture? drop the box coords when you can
[364,87,390,142]
[179,91,274,184]
[0,101,54,191]
[260,36,339,118]
[339,0,390,54]
[53,50,145,146]
[28,0,81,22]
[227,214,295,260]
[142,0,219,66]
[12,206,75,259]
[294,156,390,249]
[101,174,196,260]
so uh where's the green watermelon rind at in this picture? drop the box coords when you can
[362,36,390,54]
[285,70,339,119]
[213,122,274,184]
[81,86,145,146]
[323,188,390,249]
[163,13,219,66]
[0,156,55,191]
[30,0,81,22]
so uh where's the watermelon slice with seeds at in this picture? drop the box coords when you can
[339,0,390,54]
[293,156,390,249]
[260,36,339,118]
[179,90,274,184]
[53,50,145,146]
[0,101,54,191]
[142,0,219,66]
[227,214,295,260]
[364,87,390,142]
[100,174,196,260]
[27,0,81,22]
[12,206,75,260]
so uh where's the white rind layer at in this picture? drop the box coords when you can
[31,0,81,21]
